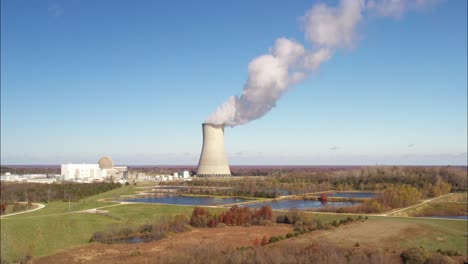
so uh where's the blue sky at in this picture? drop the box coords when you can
[1,0,466,165]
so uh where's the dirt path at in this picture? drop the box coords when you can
[5,194,464,221]
[0,203,45,218]
[383,193,453,216]
[0,202,125,220]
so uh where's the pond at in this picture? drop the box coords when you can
[127,236,153,244]
[245,200,360,210]
[123,196,251,206]
[124,195,363,210]
[420,215,468,220]
[326,192,379,199]
[155,186,191,190]
[152,186,190,193]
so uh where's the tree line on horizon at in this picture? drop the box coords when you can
[0,182,121,205]
[172,166,466,197]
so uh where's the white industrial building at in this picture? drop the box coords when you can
[61,156,127,182]
[61,163,103,181]
[0,172,59,183]
[182,170,190,178]
[171,170,191,180]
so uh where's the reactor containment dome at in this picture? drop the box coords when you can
[98,156,114,169]
[196,123,231,176]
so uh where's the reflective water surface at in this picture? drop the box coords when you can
[124,196,250,206]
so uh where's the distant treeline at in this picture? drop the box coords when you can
[181,188,278,198]
[171,166,466,197]
[0,166,60,175]
[315,183,445,214]
[0,182,121,204]
[230,165,363,176]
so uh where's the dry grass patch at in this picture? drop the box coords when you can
[34,225,294,264]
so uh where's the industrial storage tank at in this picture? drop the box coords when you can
[196,123,231,176]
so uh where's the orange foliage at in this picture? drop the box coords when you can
[190,205,274,228]
[253,237,261,246]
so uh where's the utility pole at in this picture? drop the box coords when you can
[68,195,70,210]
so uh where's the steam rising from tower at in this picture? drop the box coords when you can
[196,123,231,176]
[197,0,438,173]
[205,0,437,127]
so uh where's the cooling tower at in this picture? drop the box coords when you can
[196,123,231,176]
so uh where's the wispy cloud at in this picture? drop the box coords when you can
[48,3,64,17]
[366,0,441,18]
[330,146,340,150]
[408,144,415,148]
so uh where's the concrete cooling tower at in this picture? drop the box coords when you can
[196,123,231,176]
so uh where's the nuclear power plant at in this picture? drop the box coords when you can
[60,156,129,182]
[196,123,231,176]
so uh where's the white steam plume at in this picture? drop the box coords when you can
[207,38,331,126]
[206,0,438,127]
[303,0,363,48]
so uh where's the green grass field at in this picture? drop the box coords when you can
[1,187,467,263]
[2,213,117,261]
[3,185,137,218]
[368,216,467,253]
[3,203,38,215]
[1,205,198,262]
[0,186,222,262]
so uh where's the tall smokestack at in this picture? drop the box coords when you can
[196,123,231,176]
